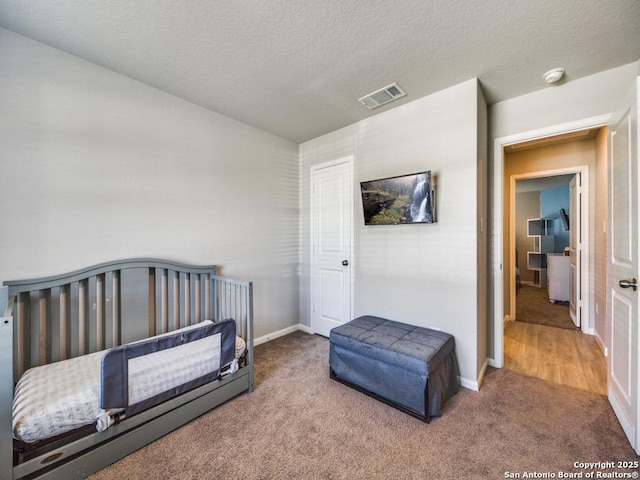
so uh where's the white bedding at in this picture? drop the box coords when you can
[13,321,244,444]
[13,349,108,444]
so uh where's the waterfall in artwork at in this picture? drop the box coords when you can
[410,173,433,223]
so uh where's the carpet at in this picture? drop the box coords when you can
[516,284,577,330]
[88,331,635,480]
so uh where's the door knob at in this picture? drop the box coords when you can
[342,260,349,266]
[619,278,637,291]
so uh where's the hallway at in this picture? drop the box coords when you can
[504,319,607,395]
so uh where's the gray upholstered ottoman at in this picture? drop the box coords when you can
[329,315,458,422]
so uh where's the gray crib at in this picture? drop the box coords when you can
[0,258,253,480]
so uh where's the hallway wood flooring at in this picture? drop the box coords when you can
[504,320,607,395]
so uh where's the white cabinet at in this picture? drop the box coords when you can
[527,218,554,288]
[547,254,570,302]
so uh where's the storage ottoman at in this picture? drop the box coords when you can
[329,315,458,422]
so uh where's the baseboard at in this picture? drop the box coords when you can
[594,332,608,357]
[298,324,313,335]
[476,358,489,388]
[254,325,300,346]
[459,376,479,392]
[254,324,313,346]
[608,390,635,450]
[459,358,489,392]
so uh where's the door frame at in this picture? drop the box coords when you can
[508,167,588,333]
[309,156,355,335]
[492,114,610,368]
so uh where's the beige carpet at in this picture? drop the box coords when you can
[89,331,636,480]
[516,285,577,330]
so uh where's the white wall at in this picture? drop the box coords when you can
[0,28,300,339]
[300,79,484,386]
[488,61,639,360]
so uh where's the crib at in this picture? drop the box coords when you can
[0,258,253,480]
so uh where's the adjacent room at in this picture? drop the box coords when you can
[1,1,639,479]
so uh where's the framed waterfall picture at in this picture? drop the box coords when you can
[360,170,435,225]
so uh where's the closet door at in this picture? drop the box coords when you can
[311,158,353,338]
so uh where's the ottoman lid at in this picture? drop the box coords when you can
[330,316,455,374]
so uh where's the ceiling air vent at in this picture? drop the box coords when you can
[358,83,407,110]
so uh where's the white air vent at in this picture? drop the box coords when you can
[358,83,407,110]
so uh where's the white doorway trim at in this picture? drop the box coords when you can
[309,156,355,335]
[492,114,610,368]
[509,167,589,333]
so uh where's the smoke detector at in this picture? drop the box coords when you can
[358,83,407,109]
[543,67,565,84]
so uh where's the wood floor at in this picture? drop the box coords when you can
[504,320,607,395]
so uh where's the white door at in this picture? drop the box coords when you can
[311,158,353,337]
[607,76,639,453]
[569,174,581,328]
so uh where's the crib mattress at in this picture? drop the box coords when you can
[13,320,243,444]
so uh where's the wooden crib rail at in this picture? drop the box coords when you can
[3,259,221,381]
[211,274,254,385]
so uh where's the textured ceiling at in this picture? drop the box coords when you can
[0,0,638,143]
